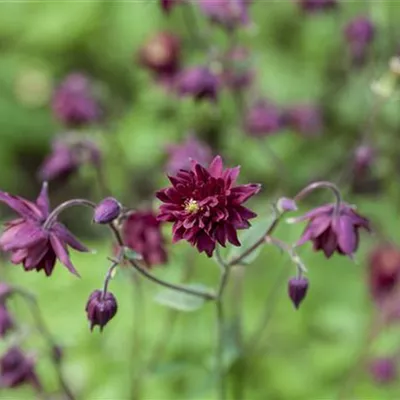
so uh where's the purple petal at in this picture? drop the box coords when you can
[309,215,331,238]
[321,229,337,258]
[35,182,50,217]
[296,225,313,246]
[225,224,241,246]
[230,184,261,203]
[52,223,89,252]
[24,240,49,269]
[0,192,42,220]
[50,234,80,276]
[196,231,215,257]
[334,216,357,255]
[223,166,241,188]
[209,155,224,177]
[291,204,333,223]
[0,223,47,252]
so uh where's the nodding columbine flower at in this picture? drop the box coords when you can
[344,16,375,66]
[369,358,397,384]
[0,183,88,276]
[165,134,212,175]
[86,290,117,332]
[296,0,337,13]
[283,104,323,137]
[0,347,41,390]
[288,277,309,309]
[93,197,121,224]
[176,66,219,102]
[122,210,168,267]
[244,99,283,138]
[156,155,261,257]
[38,136,101,182]
[295,203,370,258]
[0,305,14,338]
[52,73,102,127]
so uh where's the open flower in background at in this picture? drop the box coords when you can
[283,104,323,137]
[296,0,338,13]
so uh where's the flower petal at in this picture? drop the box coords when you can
[0,223,47,252]
[335,216,357,256]
[52,223,89,252]
[50,234,80,276]
[35,182,50,218]
[209,155,224,177]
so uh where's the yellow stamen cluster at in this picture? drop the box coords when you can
[184,199,200,214]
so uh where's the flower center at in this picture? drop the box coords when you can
[184,199,200,214]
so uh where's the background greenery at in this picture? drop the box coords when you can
[0,1,400,399]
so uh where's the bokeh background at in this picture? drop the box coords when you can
[1,1,400,399]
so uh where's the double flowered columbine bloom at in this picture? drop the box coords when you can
[156,155,260,257]
[0,183,88,276]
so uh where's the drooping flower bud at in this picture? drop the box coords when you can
[288,277,309,309]
[0,305,14,338]
[93,197,122,224]
[369,357,397,384]
[277,197,298,213]
[353,144,375,176]
[85,290,117,332]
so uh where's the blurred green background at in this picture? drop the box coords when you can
[1,1,400,399]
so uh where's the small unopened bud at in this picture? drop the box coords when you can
[93,197,121,224]
[277,197,298,213]
[85,290,117,332]
[288,277,309,309]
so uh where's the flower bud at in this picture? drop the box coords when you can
[93,197,122,224]
[85,290,117,332]
[369,357,397,384]
[288,277,309,309]
[0,305,14,338]
[277,197,298,213]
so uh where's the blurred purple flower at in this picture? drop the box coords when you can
[0,347,41,390]
[157,155,260,257]
[370,358,397,384]
[344,16,375,66]
[288,277,309,309]
[0,305,13,338]
[52,73,101,127]
[0,182,88,276]
[176,66,219,102]
[86,290,117,332]
[244,99,283,137]
[160,0,182,13]
[295,203,370,258]
[93,197,121,224]
[284,104,323,137]
[297,0,337,13]
[221,47,254,91]
[353,144,375,177]
[165,135,212,175]
[122,211,168,267]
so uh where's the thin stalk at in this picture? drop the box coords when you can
[216,297,226,400]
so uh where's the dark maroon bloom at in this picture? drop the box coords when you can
[344,16,375,66]
[297,0,337,13]
[93,197,121,224]
[368,245,400,302]
[221,47,254,91]
[244,99,283,137]
[198,0,251,30]
[157,155,260,257]
[165,134,212,175]
[38,137,101,182]
[288,277,309,309]
[370,358,397,384]
[0,183,88,276]
[138,32,181,78]
[176,66,219,102]
[86,290,117,332]
[284,104,323,137]
[52,73,101,127]
[0,305,13,337]
[0,347,41,389]
[295,203,370,258]
[122,211,167,267]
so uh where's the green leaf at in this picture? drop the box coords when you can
[227,214,276,265]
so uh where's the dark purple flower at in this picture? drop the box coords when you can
[38,137,101,182]
[295,203,370,258]
[297,0,337,13]
[221,47,254,91]
[244,99,283,137]
[176,66,219,102]
[370,358,397,384]
[157,155,260,257]
[0,347,41,389]
[52,73,101,127]
[86,290,117,332]
[284,104,323,137]
[93,197,121,224]
[0,305,13,337]
[122,211,168,267]
[288,277,309,309]
[344,17,375,66]
[353,144,375,176]
[198,0,251,30]
[160,0,182,13]
[165,134,212,175]
[0,183,88,276]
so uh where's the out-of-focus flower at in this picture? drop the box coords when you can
[198,0,251,30]
[122,211,167,267]
[344,16,375,66]
[277,197,298,213]
[368,245,400,302]
[353,144,375,177]
[296,0,337,13]
[0,182,88,276]
[0,347,41,389]
[244,99,282,137]
[165,134,212,175]
[295,203,370,258]
[221,47,254,91]
[157,155,260,257]
[369,358,397,384]
[86,290,117,332]
[176,66,219,102]
[138,32,181,79]
[0,283,12,301]
[288,277,309,309]
[52,73,102,127]
[284,104,323,137]
[93,197,121,224]
[0,305,14,338]
[38,136,101,182]
[160,0,182,13]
